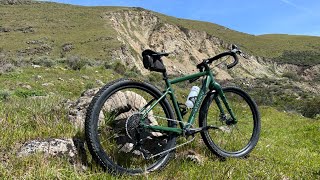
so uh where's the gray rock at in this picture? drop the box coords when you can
[81,75,89,80]
[21,84,32,90]
[17,138,77,158]
[67,88,159,129]
[96,79,104,86]
[42,82,54,86]
[180,150,205,165]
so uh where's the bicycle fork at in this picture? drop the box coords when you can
[211,82,238,125]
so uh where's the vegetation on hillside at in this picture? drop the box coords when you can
[1,2,320,66]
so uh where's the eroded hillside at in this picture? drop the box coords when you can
[106,8,320,84]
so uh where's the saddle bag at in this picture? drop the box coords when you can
[142,49,166,73]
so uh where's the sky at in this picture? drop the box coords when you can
[46,0,320,36]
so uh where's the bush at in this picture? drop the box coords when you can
[0,90,11,101]
[14,89,46,98]
[124,66,142,77]
[32,56,56,67]
[113,61,126,75]
[282,72,300,81]
[0,63,16,74]
[104,61,113,69]
[66,56,87,70]
[85,82,94,90]
[299,97,320,119]
[148,72,163,83]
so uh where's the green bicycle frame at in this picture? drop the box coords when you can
[140,69,237,135]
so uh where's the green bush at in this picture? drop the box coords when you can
[85,82,94,90]
[0,63,16,74]
[124,66,141,77]
[113,61,126,75]
[66,56,87,70]
[32,56,56,67]
[299,97,320,119]
[104,61,113,69]
[148,72,163,83]
[14,89,46,98]
[282,72,300,81]
[0,90,11,101]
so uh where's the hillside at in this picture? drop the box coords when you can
[0,1,319,179]
[1,2,320,64]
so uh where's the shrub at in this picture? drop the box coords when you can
[113,61,126,75]
[299,97,320,119]
[32,56,56,67]
[0,63,16,74]
[130,65,141,75]
[14,89,46,98]
[104,61,113,69]
[124,66,142,77]
[0,90,11,101]
[66,56,87,70]
[148,72,163,83]
[85,82,94,90]
[282,72,300,81]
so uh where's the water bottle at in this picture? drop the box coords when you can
[185,86,200,108]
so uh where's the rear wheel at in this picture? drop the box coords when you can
[85,78,177,175]
[199,87,260,158]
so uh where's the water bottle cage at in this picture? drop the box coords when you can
[189,97,197,103]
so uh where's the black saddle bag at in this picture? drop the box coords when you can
[142,49,166,73]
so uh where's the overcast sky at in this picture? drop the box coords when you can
[46,0,320,36]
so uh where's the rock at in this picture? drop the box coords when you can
[32,64,41,68]
[21,84,32,89]
[66,88,100,129]
[81,75,89,80]
[42,82,54,86]
[96,79,104,86]
[67,87,159,129]
[17,138,77,158]
[62,43,73,52]
[180,150,205,165]
[58,77,64,81]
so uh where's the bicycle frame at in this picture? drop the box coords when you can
[140,69,237,135]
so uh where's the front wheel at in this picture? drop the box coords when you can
[199,87,260,158]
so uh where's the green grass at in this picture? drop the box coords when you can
[0,66,319,179]
[0,2,124,60]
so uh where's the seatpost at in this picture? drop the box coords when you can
[162,71,168,80]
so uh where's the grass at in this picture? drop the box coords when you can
[0,65,319,179]
[0,2,123,60]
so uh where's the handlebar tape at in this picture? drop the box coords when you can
[208,51,239,69]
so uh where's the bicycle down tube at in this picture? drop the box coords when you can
[140,70,238,134]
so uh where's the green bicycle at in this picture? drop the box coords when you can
[85,45,261,175]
